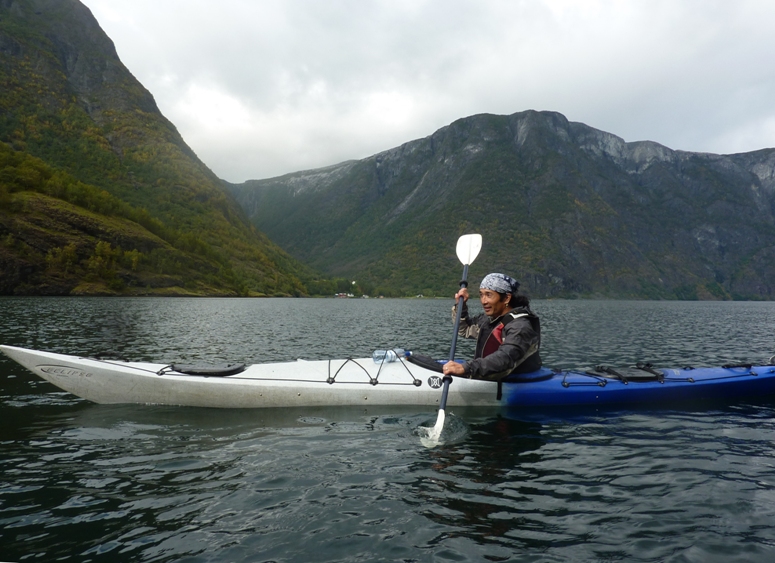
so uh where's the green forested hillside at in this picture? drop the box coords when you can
[0,142,312,294]
[0,0,319,296]
[227,111,775,299]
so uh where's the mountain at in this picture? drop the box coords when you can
[226,111,775,299]
[0,0,316,296]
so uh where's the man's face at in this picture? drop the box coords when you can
[479,289,509,317]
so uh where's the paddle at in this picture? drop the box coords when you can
[425,233,482,443]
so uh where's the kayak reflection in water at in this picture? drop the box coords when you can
[441,273,542,381]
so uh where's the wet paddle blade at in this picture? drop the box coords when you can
[429,408,445,441]
[418,408,446,447]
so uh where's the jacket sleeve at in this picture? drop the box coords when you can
[452,302,480,340]
[463,317,539,381]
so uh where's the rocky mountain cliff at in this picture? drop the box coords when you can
[227,111,775,299]
[0,0,314,295]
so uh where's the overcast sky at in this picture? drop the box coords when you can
[81,0,775,183]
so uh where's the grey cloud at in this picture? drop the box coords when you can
[84,0,775,181]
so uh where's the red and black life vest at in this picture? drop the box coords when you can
[481,312,531,357]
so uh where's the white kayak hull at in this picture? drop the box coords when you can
[0,345,499,409]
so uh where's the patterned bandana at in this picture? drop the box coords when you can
[479,273,520,295]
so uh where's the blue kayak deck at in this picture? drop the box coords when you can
[502,364,775,407]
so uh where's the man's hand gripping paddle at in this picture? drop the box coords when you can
[424,234,482,444]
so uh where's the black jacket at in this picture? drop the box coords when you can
[454,302,542,381]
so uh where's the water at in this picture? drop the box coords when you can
[2,297,775,562]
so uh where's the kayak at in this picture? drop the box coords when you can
[0,345,496,409]
[2,344,775,410]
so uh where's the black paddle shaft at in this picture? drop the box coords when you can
[439,263,470,411]
[448,264,470,362]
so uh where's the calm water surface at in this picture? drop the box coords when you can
[2,297,775,562]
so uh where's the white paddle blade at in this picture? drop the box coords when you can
[456,234,482,266]
[417,409,445,447]
[428,409,446,442]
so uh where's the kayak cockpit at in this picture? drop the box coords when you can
[157,364,247,377]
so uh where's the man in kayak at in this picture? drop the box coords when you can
[442,273,541,381]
